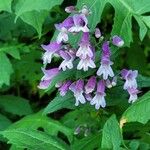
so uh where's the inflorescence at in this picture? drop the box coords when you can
[38,5,140,110]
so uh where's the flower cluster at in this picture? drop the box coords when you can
[38,5,139,109]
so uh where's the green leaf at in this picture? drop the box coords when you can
[18,10,48,38]
[0,95,32,116]
[72,133,101,150]
[15,0,63,18]
[7,112,73,143]
[0,0,12,12]
[2,128,69,150]
[121,91,150,125]
[101,115,122,150]
[43,92,75,114]
[76,0,150,46]
[0,44,22,59]
[14,0,63,37]
[0,52,13,87]
[0,113,12,141]
[0,114,12,131]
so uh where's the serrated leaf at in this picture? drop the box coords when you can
[2,128,69,150]
[0,0,12,12]
[8,112,73,143]
[43,92,75,114]
[121,91,150,125]
[14,0,63,37]
[0,95,32,116]
[0,52,13,87]
[101,115,122,150]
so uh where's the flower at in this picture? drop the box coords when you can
[97,41,114,80]
[65,6,76,13]
[69,79,86,106]
[76,32,93,59]
[68,14,89,32]
[38,68,59,89]
[121,69,138,90]
[84,93,92,101]
[58,80,72,96]
[90,80,106,109]
[112,35,124,47]
[41,42,61,64]
[38,80,51,89]
[59,50,75,71]
[127,87,140,103]
[55,17,74,43]
[77,56,96,71]
[85,76,96,94]
[95,28,101,38]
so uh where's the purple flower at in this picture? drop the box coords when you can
[112,35,124,47]
[85,76,96,94]
[69,79,86,106]
[95,28,101,38]
[127,87,140,103]
[65,6,76,13]
[97,41,114,80]
[55,17,74,43]
[58,80,72,96]
[76,32,93,59]
[38,80,51,89]
[41,42,61,64]
[59,50,75,71]
[90,80,106,109]
[121,69,138,90]
[77,56,96,71]
[38,68,59,89]
[85,93,92,101]
[68,14,89,32]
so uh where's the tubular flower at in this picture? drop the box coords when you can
[69,79,86,106]
[90,80,106,109]
[41,42,61,64]
[97,41,114,80]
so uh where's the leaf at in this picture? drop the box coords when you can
[14,0,63,37]
[7,112,73,143]
[0,43,22,59]
[0,0,12,12]
[121,91,150,126]
[43,92,75,115]
[0,113,12,141]
[72,133,101,150]
[0,114,12,131]
[0,52,13,87]
[76,0,150,46]
[0,95,32,116]
[15,0,63,18]
[19,10,48,38]
[2,128,69,150]
[101,115,122,150]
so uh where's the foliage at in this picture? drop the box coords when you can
[0,0,150,150]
